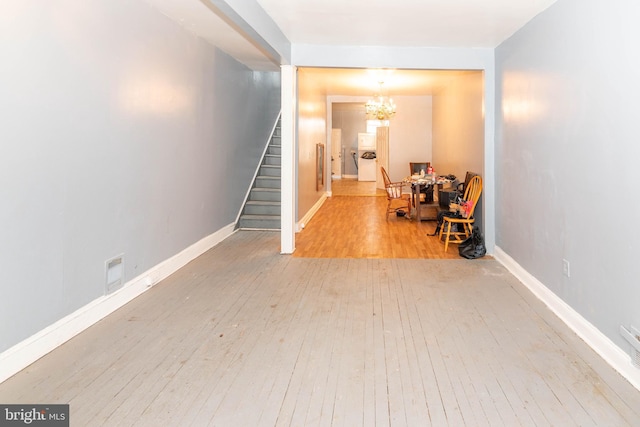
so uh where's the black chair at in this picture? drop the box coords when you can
[457,171,480,194]
[409,162,434,205]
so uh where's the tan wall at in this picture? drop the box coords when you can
[297,69,328,220]
[432,71,484,182]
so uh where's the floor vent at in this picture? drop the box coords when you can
[105,255,124,294]
[620,325,640,368]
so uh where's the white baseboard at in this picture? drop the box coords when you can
[0,223,236,384]
[297,193,328,232]
[494,246,640,391]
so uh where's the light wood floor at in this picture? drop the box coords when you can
[330,178,387,197]
[295,179,459,259]
[1,231,639,426]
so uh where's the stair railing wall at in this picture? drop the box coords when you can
[234,112,282,227]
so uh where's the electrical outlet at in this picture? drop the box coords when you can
[562,259,570,277]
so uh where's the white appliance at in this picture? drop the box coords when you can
[357,133,377,181]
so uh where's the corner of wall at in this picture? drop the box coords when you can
[493,246,640,392]
[0,223,236,384]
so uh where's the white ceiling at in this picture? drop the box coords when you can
[257,0,557,48]
[145,0,557,71]
[144,0,557,95]
[143,0,275,70]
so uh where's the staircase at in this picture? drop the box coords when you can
[237,120,281,230]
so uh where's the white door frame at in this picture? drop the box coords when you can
[325,96,371,196]
[283,70,495,255]
[280,65,296,254]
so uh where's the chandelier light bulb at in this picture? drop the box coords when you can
[365,81,396,120]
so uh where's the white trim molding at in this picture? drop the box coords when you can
[494,246,640,391]
[297,192,328,232]
[0,223,236,384]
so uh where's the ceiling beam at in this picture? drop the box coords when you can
[201,0,291,66]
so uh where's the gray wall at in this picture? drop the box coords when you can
[332,103,366,177]
[0,0,280,352]
[495,0,640,351]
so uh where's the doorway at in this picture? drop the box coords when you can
[284,67,491,256]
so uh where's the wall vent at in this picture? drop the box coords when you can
[620,325,640,368]
[105,255,124,295]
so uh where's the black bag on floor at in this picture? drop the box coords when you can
[458,226,486,259]
[429,210,463,236]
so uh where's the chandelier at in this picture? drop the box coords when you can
[365,81,396,120]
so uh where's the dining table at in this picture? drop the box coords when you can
[403,175,451,221]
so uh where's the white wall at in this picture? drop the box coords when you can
[331,97,433,182]
[0,0,280,353]
[496,0,640,357]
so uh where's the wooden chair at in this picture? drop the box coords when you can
[439,175,483,252]
[409,162,433,205]
[381,166,412,220]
